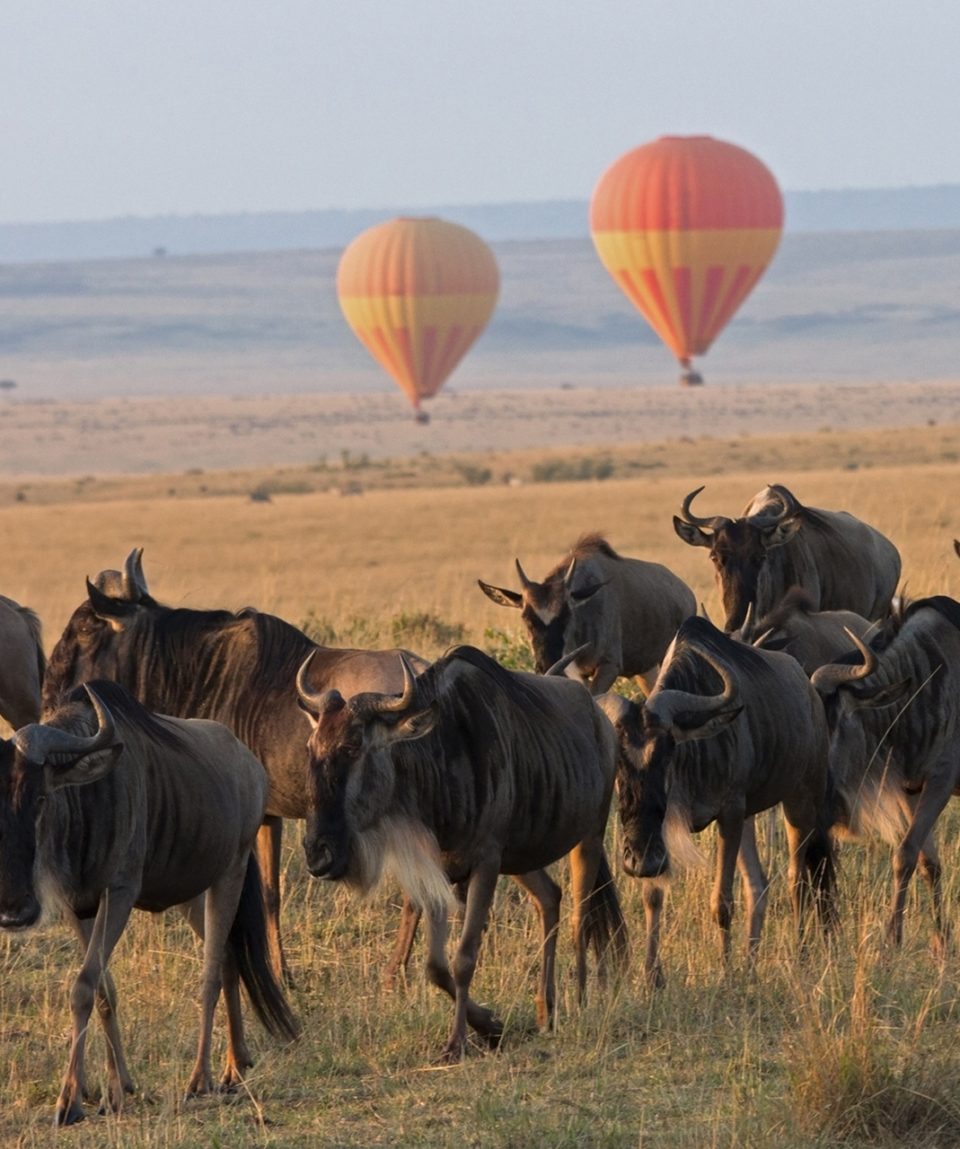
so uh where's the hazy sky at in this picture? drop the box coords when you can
[5,1,959,224]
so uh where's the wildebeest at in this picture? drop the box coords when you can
[600,616,836,977]
[478,534,696,693]
[0,680,298,1126]
[811,595,960,947]
[734,587,876,674]
[296,644,628,1062]
[0,593,45,730]
[673,484,901,632]
[42,548,427,982]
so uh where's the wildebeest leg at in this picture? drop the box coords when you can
[567,837,604,1001]
[179,894,253,1089]
[641,880,665,988]
[68,914,136,1116]
[589,662,621,696]
[422,896,502,1053]
[711,811,744,964]
[887,778,953,947]
[384,896,422,988]
[254,816,289,984]
[438,865,501,1062]
[184,859,249,1097]
[737,817,770,962]
[56,891,135,1127]
[512,869,562,1029]
[899,793,949,949]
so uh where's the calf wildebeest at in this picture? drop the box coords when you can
[811,595,960,947]
[42,548,427,983]
[0,680,298,1126]
[296,644,628,1062]
[734,587,876,674]
[673,483,901,632]
[478,533,696,693]
[0,593,45,729]
[599,616,836,979]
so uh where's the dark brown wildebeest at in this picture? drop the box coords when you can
[600,616,836,980]
[673,484,901,632]
[734,587,876,675]
[42,548,427,983]
[0,593,45,729]
[296,644,628,1062]
[811,595,960,948]
[478,533,695,693]
[0,680,298,1126]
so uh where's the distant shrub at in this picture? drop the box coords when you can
[249,485,272,503]
[298,610,338,646]
[531,456,615,483]
[453,462,492,487]
[483,627,534,671]
[391,611,465,652]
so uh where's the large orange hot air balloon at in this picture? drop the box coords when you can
[590,136,783,384]
[337,217,499,420]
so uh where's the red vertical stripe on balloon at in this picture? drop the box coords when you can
[673,266,693,350]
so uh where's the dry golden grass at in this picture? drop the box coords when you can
[1,426,960,1147]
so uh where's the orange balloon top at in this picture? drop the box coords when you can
[590,135,783,233]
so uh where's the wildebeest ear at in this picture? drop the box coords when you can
[762,517,802,550]
[672,516,713,548]
[388,703,438,744]
[86,579,141,630]
[477,580,522,609]
[672,704,744,742]
[45,743,124,791]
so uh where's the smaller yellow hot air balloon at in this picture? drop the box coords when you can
[337,217,499,421]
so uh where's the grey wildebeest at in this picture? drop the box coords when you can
[599,616,837,980]
[295,644,628,1062]
[41,548,427,983]
[478,533,696,694]
[0,593,45,730]
[734,587,876,675]
[811,595,960,948]
[673,484,901,632]
[0,680,298,1126]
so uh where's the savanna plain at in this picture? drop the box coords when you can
[2,420,960,1149]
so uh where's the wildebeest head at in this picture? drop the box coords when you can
[478,556,606,673]
[296,653,437,889]
[601,632,744,880]
[0,687,121,930]
[42,548,155,712]
[673,485,804,632]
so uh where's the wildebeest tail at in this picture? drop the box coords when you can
[227,854,300,1041]
[583,850,630,975]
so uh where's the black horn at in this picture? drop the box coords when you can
[15,684,117,762]
[679,486,730,531]
[810,628,877,694]
[295,652,345,716]
[367,654,419,715]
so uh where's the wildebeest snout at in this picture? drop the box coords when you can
[0,893,41,930]
[622,839,669,880]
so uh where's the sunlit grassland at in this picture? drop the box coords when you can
[1,428,959,1147]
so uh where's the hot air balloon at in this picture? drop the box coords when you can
[336,217,499,421]
[590,135,783,385]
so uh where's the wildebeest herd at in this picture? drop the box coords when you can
[1,483,959,1126]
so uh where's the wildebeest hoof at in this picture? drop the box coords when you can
[54,1102,86,1127]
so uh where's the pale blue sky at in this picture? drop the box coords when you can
[4,1,959,223]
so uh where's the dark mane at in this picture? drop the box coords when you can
[64,679,186,750]
[668,616,778,694]
[567,533,620,561]
[415,644,558,721]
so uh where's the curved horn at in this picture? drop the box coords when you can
[15,684,117,762]
[545,643,589,677]
[122,547,148,601]
[739,600,756,641]
[752,627,775,649]
[645,646,740,732]
[295,652,344,716]
[810,627,878,694]
[563,557,577,586]
[367,654,419,716]
[515,558,533,591]
[678,485,730,531]
[753,484,802,529]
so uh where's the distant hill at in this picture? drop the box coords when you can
[3,185,960,264]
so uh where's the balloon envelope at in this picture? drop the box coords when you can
[337,217,499,410]
[590,136,783,367]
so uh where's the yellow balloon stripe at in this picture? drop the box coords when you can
[339,292,498,403]
[591,228,781,359]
